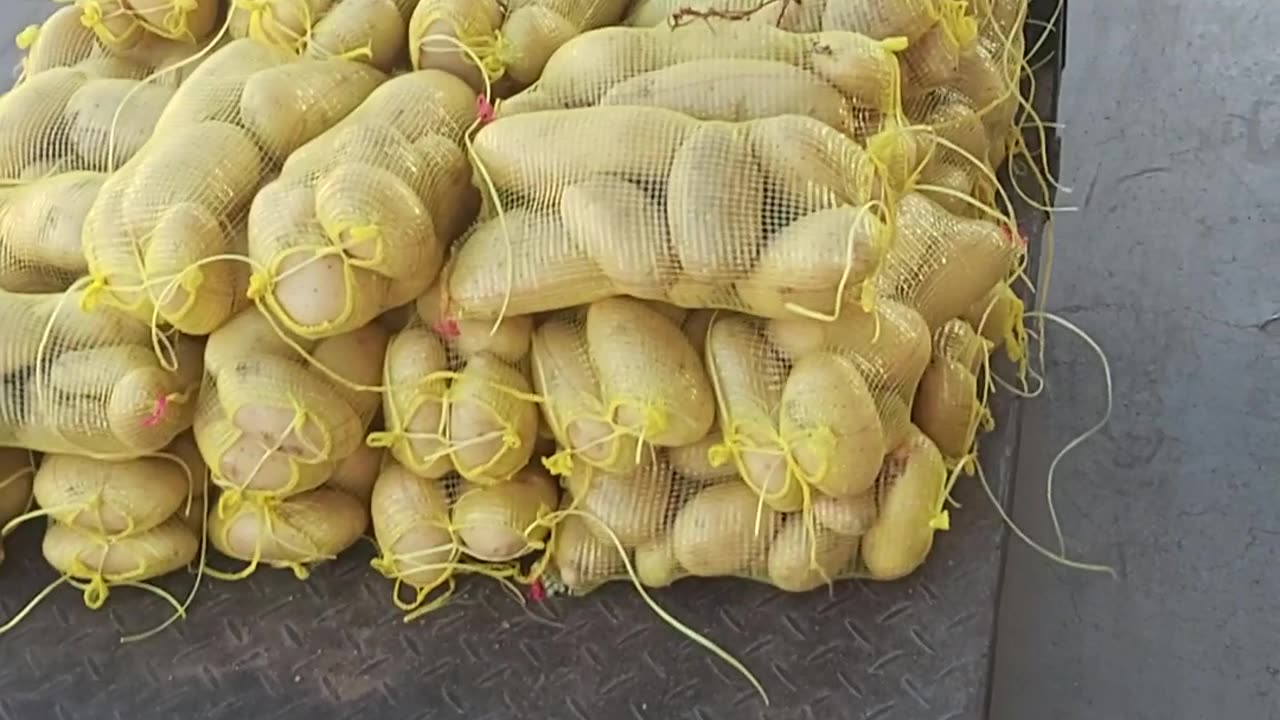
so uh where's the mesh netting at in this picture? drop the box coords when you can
[369,460,559,616]
[496,19,908,119]
[0,289,201,458]
[409,0,634,92]
[373,284,540,485]
[912,317,994,461]
[193,307,385,506]
[196,306,385,576]
[16,4,221,85]
[550,422,947,593]
[0,448,36,565]
[247,69,478,338]
[447,105,919,320]
[230,0,417,71]
[81,39,386,335]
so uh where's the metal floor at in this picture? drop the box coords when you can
[1,2,1276,719]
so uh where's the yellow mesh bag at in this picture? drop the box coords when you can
[17,6,222,86]
[42,516,199,589]
[449,105,907,320]
[76,0,222,50]
[32,453,193,536]
[369,460,558,616]
[230,0,415,71]
[551,423,948,593]
[193,307,387,508]
[374,290,539,485]
[207,485,367,575]
[0,173,103,292]
[498,20,908,119]
[821,0,956,42]
[408,0,505,89]
[82,39,387,335]
[875,191,1022,329]
[247,70,478,339]
[913,318,994,461]
[0,289,201,458]
[897,9,979,92]
[623,0,826,32]
[530,299,715,478]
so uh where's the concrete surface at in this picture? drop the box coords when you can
[990,1,1280,719]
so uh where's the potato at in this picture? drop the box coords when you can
[530,316,635,473]
[64,78,174,172]
[705,316,798,511]
[587,298,715,449]
[313,161,440,280]
[552,512,624,592]
[448,208,611,319]
[110,120,263,237]
[207,414,333,497]
[44,517,198,581]
[914,319,992,459]
[748,115,878,214]
[907,88,989,165]
[963,281,1023,350]
[127,0,220,42]
[767,518,859,592]
[143,206,245,335]
[780,352,885,498]
[447,353,539,483]
[564,461,672,548]
[669,431,737,482]
[78,0,144,51]
[667,123,763,286]
[767,299,932,393]
[209,488,367,567]
[813,491,877,537]
[263,248,393,335]
[738,206,886,318]
[531,21,899,111]
[0,68,87,180]
[370,462,455,590]
[500,0,631,87]
[230,0,333,48]
[307,0,407,71]
[822,0,938,41]
[381,327,453,478]
[239,59,386,159]
[599,59,852,128]
[560,175,675,298]
[862,428,947,579]
[409,0,505,90]
[0,449,35,529]
[451,466,558,561]
[672,481,779,577]
[471,107,695,201]
[899,21,967,91]
[878,192,1020,328]
[327,440,382,503]
[634,533,681,588]
[34,454,189,535]
[417,288,533,362]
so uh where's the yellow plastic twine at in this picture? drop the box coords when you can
[203,495,331,581]
[213,397,330,519]
[413,5,514,82]
[127,0,202,42]
[235,0,315,56]
[369,368,543,479]
[780,200,891,323]
[79,0,145,48]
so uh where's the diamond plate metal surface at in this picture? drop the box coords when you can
[0,2,1062,718]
